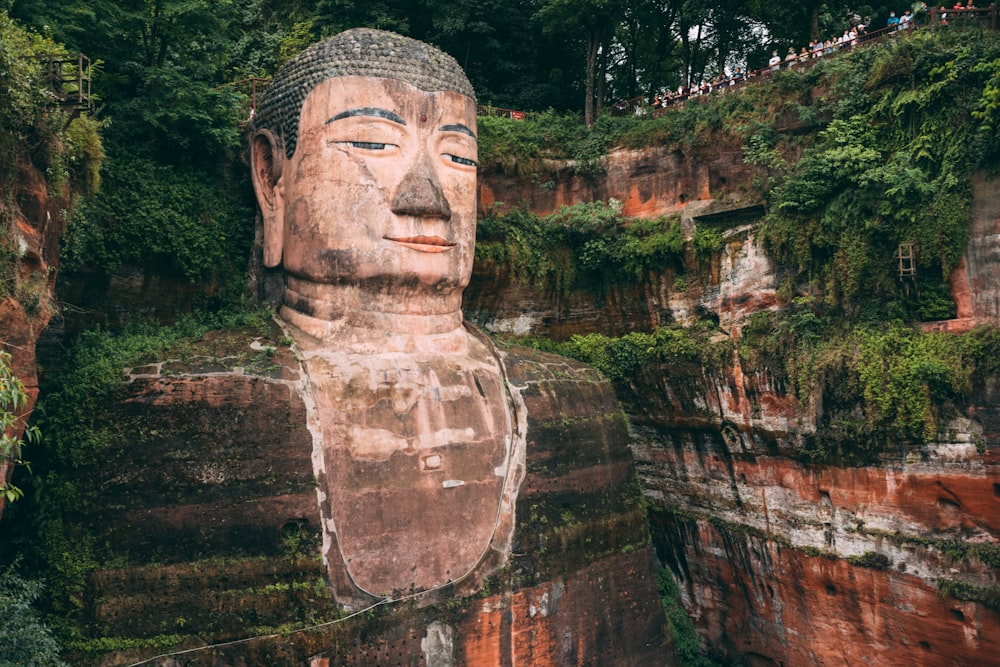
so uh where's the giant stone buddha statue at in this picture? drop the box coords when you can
[249,29,523,604]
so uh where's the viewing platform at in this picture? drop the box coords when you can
[35,52,92,120]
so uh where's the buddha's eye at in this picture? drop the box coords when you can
[445,154,477,167]
[350,141,388,150]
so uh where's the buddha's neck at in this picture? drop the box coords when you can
[280,277,469,354]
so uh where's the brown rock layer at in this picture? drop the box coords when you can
[473,153,1000,665]
[0,164,66,517]
[652,512,1000,667]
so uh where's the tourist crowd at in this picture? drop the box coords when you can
[642,1,983,110]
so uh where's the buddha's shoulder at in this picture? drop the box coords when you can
[490,342,623,418]
[495,343,604,383]
[121,319,301,391]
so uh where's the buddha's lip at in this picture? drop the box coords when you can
[383,235,456,253]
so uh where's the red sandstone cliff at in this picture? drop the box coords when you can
[0,164,67,518]
[467,151,1000,666]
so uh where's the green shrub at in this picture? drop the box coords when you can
[60,155,254,286]
[0,566,68,666]
[520,322,726,384]
[847,551,891,569]
[0,351,40,503]
[476,200,684,295]
[740,316,1000,462]
[760,30,1000,317]
[657,569,718,667]
[692,226,724,263]
[938,579,1000,612]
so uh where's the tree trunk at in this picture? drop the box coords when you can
[596,33,608,117]
[691,23,704,85]
[585,28,599,127]
[680,20,690,87]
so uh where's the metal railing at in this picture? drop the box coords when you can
[930,4,998,29]
[630,20,930,116]
[35,52,92,113]
[477,105,535,121]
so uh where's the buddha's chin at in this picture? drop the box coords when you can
[282,271,469,318]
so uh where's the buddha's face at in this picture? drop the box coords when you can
[263,76,478,306]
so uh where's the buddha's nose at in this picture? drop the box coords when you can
[390,153,452,220]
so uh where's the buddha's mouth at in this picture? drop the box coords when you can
[383,235,456,253]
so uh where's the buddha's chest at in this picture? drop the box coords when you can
[299,348,516,597]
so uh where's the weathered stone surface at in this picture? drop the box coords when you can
[653,512,999,667]
[474,159,1000,665]
[0,164,66,518]
[292,323,522,604]
[469,146,775,340]
[478,143,754,221]
[631,385,999,666]
[923,175,1000,334]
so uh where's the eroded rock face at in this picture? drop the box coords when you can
[653,514,999,667]
[934,174,1000,333]
[0,165,65,518]
[627,362,1000,666]
[471,147,776,339]
[478,143,753,220]
[472,159,1000,665]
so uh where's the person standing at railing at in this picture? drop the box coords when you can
[888,11,900,27]
[769,50,781,70]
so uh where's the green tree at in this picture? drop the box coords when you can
[0,566,67,667]
[0,351,40,504]
[537,0,625,126]
[10,1,255,298]
[12,0,245,163]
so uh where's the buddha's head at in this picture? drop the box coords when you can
[250,29,478,322]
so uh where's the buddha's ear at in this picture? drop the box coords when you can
[251,129,285,268]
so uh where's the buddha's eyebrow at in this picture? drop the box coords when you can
[440,123,477,140]
[327,108,406,125]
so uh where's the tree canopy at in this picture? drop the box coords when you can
[8,0,902,125]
